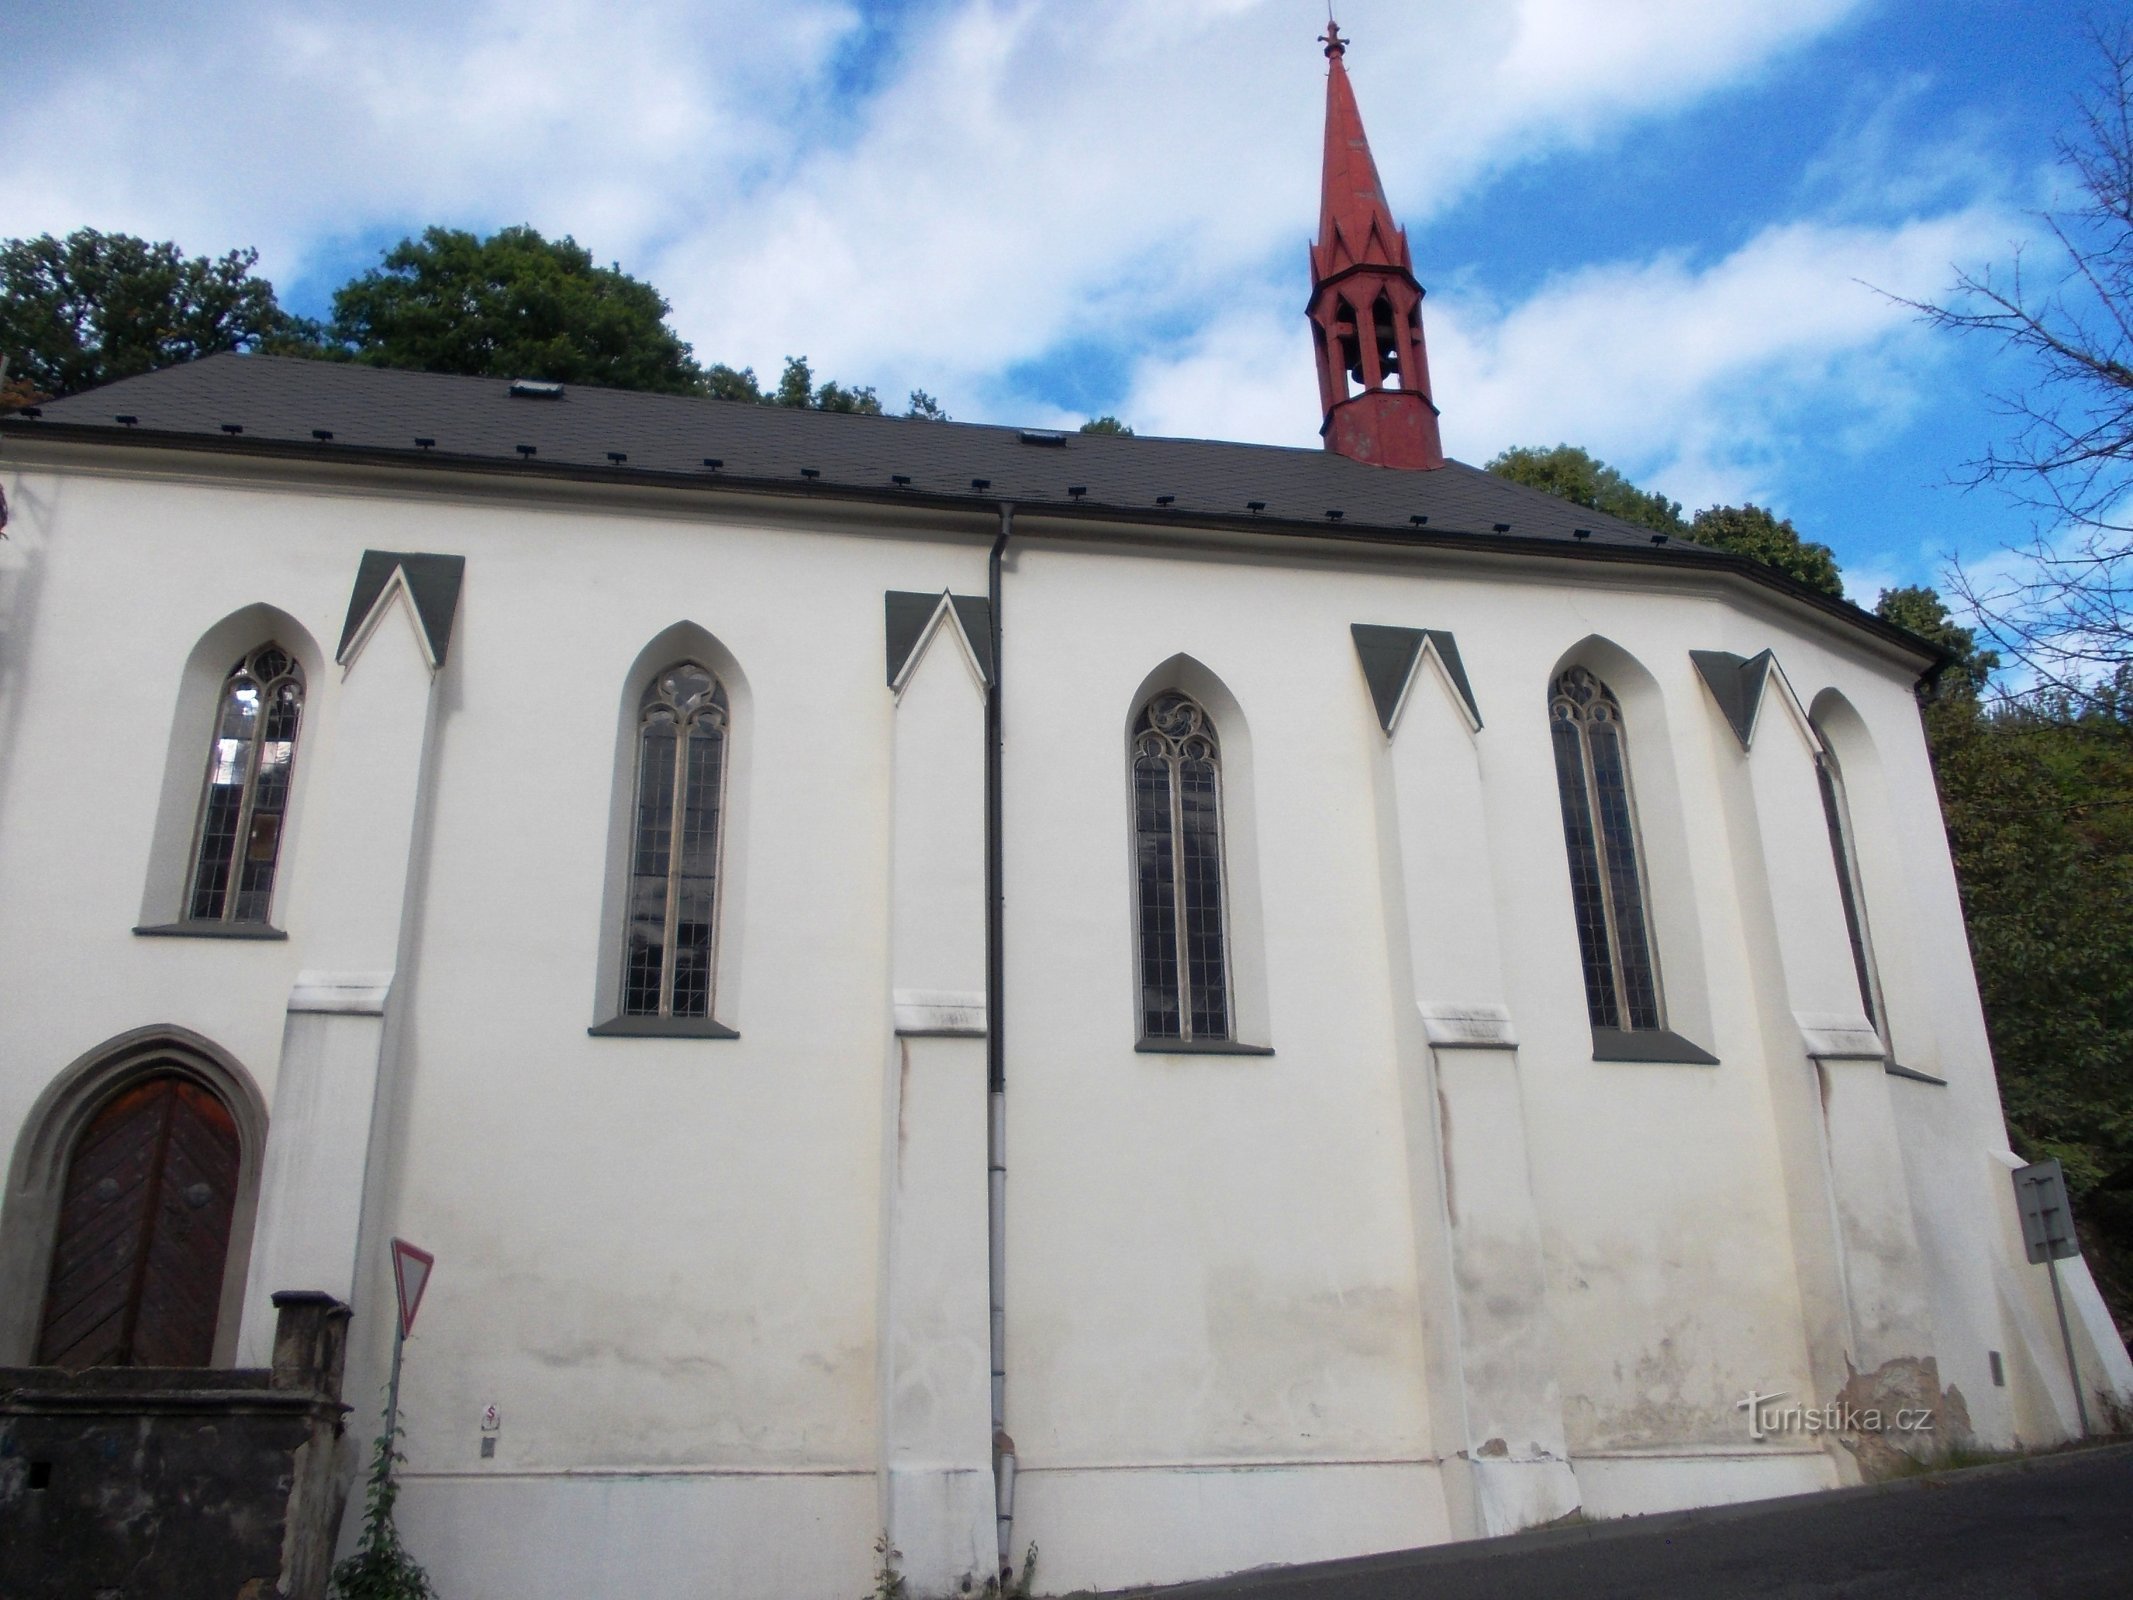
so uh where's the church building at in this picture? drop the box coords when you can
[2,25,2127,1598]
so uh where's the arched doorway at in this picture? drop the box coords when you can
[36,1073,242,1367]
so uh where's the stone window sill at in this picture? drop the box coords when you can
[1135,1038,1276,1057]
[1592,1027,1719,1065]
[134,922,288,941]
[1885,1060,1948,1086]
[588,1015,739,1039]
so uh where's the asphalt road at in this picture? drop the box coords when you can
[1117,1444,2133,1600]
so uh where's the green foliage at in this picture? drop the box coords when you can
[326,225,703,393]
[699,354,889,413]
[1874,585,2000,694]
[1078,415,1133,436]
[0,228,316,399]
[1483,447,1845,596]
[1924,675,2133,1201]
[867,1531,907,1600]
[1484,444,1685,537]
[1684,503,1844,597]
[705,362,767,402]
[331,1407,436,1600]
[3,223,905,419]
[904,389,951,421]
[990,1542,1038,1600]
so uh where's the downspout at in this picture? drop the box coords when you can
[986,506,1016,1578]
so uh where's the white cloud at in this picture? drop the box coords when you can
[0,0,856,283]
[1116,207,2021,489]
[1,0,1873,410]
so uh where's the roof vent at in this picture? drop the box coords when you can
[220,423,243,435]
[516,444,537,459]
[1018,429,1068,447]
[312,428,334,441]
[1492,522,1511,533]
[1572,528,1591,540]
[971,478,991,491]
[892,474,912,487]
[1651,533,1669,545]
[415,437,436,450]
[510,379,564,399]
[116,414,139,427]
[607,451,627,464]
[702,458,723,471]
[1068,486,1087,499]
[1409,514,1429,526]
[1247,501,1266,513]
[800,467,820,480]
[1156,495,1175,507]
[1326,509,1344,521]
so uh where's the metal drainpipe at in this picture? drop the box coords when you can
[986,506,1016,1578]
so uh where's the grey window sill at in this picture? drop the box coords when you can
[134,922,289,941]
[588,1015,739,1039]
[1135,1038,1276,1056]
[1592,1027,1719,1065]
[1885,1060,1948,1086]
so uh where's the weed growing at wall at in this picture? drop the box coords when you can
[868,1532,908,1600]
[331,1403,437,1600]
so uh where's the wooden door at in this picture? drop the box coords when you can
[36,1073,242,1368]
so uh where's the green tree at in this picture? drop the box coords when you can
[1079,415,1134,436]
[0,228,316,400]
[1874,584,2000,694]
[704,362,766,403]
[1484,443,1684,536]
[904,389,950,421]
[1484,446,1846,595]
[327,225,704,393]
[1924,682,2133,1204]
[1686,503,1844,597]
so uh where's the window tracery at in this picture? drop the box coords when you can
[624,662,729,1019]
[1133,691,1230,1041]
[1550,666,1661,1030]
[186,644,303,925]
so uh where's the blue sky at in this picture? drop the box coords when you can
[1,0,2106,605]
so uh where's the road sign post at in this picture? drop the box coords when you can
[2011,1160,2089,1438]
[385,1239,436,1458]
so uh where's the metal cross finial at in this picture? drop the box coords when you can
[1320,19,1346,58]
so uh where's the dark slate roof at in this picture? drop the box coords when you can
[7,354,1687,547]
[0,355,1940,669]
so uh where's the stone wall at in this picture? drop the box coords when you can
[0,1291,350,1600]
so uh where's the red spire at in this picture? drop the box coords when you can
[1306,21,1444,470]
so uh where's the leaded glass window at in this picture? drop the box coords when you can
[1814,742,1881,1030]
[1549,667,1661,1031]
[1133,691,1229,1041]
[624,662,729,1019]
[187,644,304,924]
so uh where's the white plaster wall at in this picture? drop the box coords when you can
[2,447,2107,1594]
[0,466,341,1297]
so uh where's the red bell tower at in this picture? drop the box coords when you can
[1308,21,1445,470]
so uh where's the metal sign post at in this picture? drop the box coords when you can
[386,1238,436,1451]
[2011,1160,2089,1438]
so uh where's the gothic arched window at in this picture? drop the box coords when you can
[1550,666,1661,1031]
[187,644,304,925]
[1133,691,1230,1042]
[623,662,729,1019]
[1813,738,1883,1034]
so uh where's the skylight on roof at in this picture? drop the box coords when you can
[509,379,564,399]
